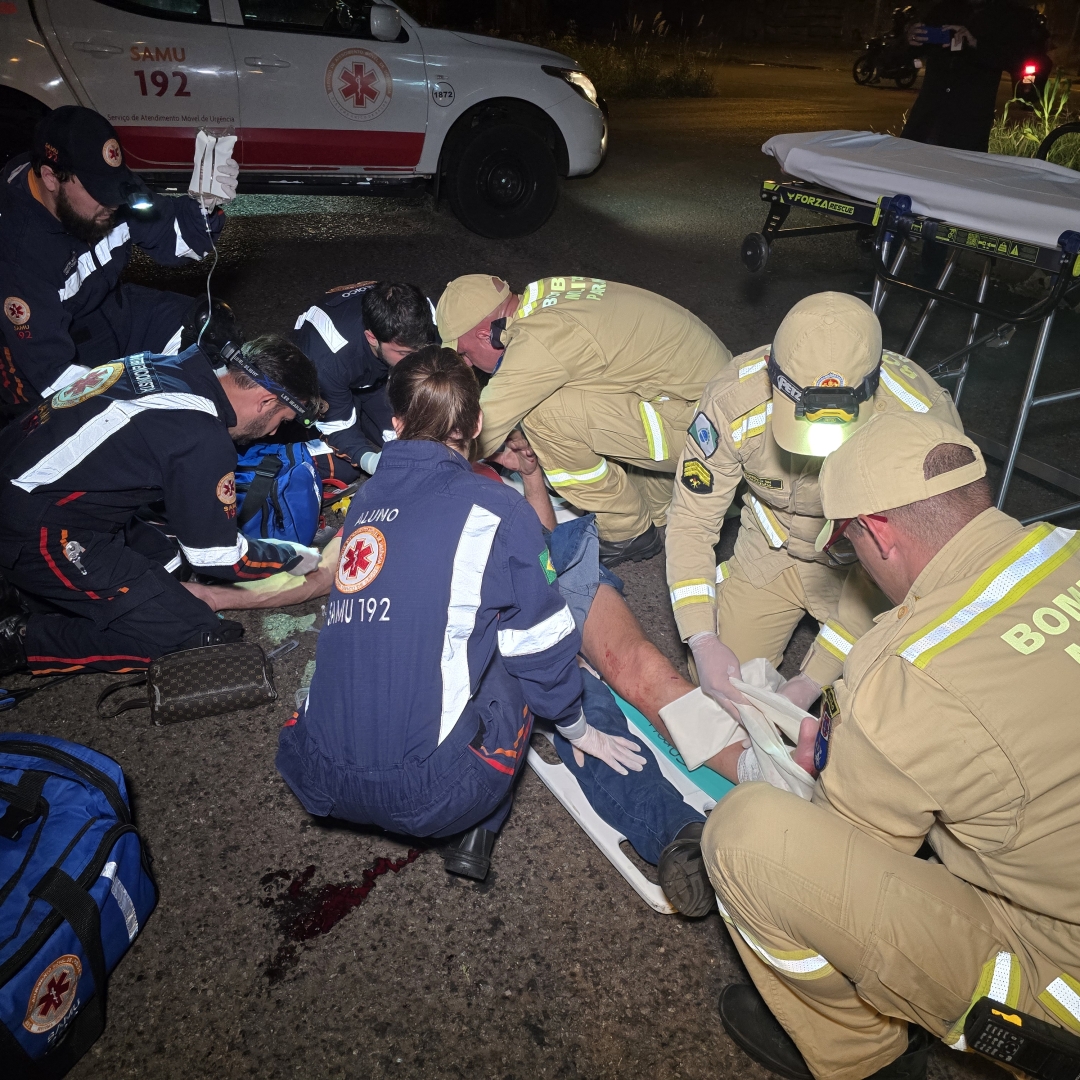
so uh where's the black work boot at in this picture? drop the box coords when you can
[0,613,28,678]
[719,982,932,1080]
[438,826,497,881]
[719,983,812,1080]
[658,821,715,917]
[598,524,663,569]
[868,1026,933,1079]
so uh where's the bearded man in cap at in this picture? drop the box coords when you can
[435,274,731,567]
[0,106,237,404]
[704,410,1080,1080]
[664,293,961,763]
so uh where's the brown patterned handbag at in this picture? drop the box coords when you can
[96,641,277,725]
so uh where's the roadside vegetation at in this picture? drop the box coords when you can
[535,14,717,99]
[989,75,1080,169]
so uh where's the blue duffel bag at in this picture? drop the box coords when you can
[0,734,156,1077]
[235,441,322,546]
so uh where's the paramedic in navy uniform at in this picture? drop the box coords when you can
[0,335,322,677]
[277,347,707,884]
[0,106,232,405]
[291,281,436,484]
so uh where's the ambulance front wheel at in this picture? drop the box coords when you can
[445,123,560,239]
[741,233,770,273]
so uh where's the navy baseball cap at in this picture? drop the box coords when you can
[33,107,151,208]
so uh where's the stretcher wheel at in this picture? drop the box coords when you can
[741,233,770,273]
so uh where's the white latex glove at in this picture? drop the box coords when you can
[570,724,647,776]
[278,542,321,577]
[360,451,381,475]
[777,672,822,713]
[189,132,238,210]
[689,632,745,722]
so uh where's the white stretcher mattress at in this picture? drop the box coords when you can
[763,130,1080,251]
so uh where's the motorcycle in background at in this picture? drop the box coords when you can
[853,6,919,88]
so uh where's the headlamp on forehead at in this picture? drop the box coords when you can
[121,181,154,213]
[767,353,880,424]
[224,345,319,428]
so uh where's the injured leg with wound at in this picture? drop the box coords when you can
[579,582,750,782]
[574,566,821,793]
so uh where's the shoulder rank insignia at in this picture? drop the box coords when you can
[681,460,713,494]
[689,412,720,458]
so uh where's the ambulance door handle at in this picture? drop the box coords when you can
[244,56,291,68]
[71,42,123,57]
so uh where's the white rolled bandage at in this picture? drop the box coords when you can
[658,688,747,771]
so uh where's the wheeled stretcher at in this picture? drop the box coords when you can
[742,130,1080,521]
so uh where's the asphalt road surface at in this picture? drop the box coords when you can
[7,56,1067,1079]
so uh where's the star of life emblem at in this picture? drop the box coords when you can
[51,362,126,409]
[24,955,82,1034]
[336,526,387,593]
[325,48,392,123]
[4,297,30,325]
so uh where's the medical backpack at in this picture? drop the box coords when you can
[235,441,321,546]
[0,734,157,1077]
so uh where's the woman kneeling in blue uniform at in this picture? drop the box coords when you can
[276,346,707,896]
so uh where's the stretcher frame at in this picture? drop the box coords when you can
[743,178,1080,523]
[527,694,732,914]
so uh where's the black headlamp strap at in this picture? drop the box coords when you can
[766,352,804,407]
[860,363,882,400]
[766,350,882,408]
[226,348,315,425]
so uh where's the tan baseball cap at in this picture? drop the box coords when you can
[435,275,511,349]
[816,412,986,547]
[769,292,883,456]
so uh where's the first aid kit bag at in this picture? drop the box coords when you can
[235,441,321,546]
[0,734,156,1077]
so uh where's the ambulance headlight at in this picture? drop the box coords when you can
[543,66,599,108]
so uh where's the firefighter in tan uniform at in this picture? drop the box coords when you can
[665,292,960,721]
[435,274,731,566]
[704,411,1080,1080]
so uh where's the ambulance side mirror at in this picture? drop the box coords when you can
[370,5,402,41]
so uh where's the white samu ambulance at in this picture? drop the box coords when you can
[1,0,607,236]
